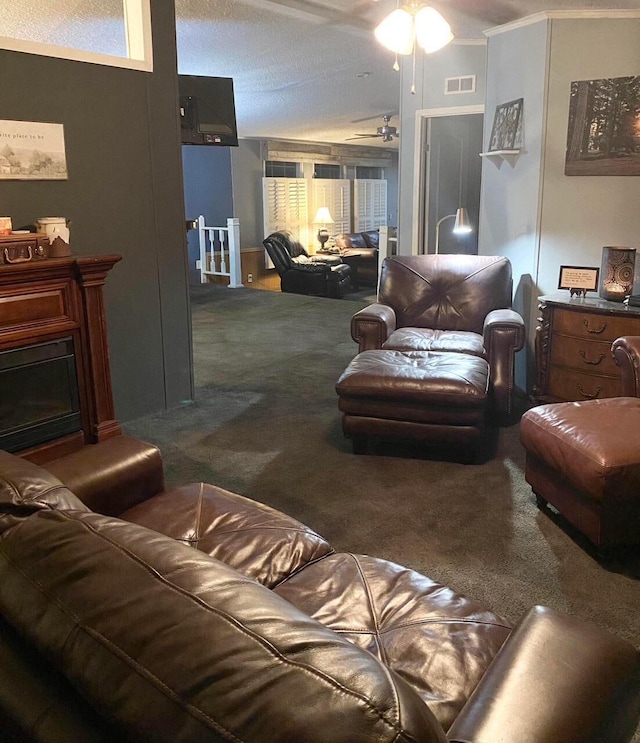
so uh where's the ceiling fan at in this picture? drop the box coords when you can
[347,115,399,143]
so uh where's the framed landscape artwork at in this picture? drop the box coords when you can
[565,75,640,175]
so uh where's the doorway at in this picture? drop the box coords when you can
[413,106,484,255]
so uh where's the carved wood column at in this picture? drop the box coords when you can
[74,255,122,442]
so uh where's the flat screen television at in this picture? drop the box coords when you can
[179,75,238,147]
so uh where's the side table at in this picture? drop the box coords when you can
[534,294,640,402]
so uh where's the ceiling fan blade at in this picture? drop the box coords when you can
[351,111,398,125]
[345,134,381,140]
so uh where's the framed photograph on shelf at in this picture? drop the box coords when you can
[558,265,599,297]
[488,98,523,151]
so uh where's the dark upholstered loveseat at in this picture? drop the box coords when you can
[1,437,639,742]
[334,230,379,287]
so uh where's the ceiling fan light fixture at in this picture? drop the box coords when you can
[415,6,454,54]
[374,8,414,55]
[375,4,454,59]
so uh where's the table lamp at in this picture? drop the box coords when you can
[599,246,636,302]
[313,207,334,252]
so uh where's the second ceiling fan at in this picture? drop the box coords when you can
[347,115,399,143]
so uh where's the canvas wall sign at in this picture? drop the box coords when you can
[0,120,68,180]
[565,75,640,176]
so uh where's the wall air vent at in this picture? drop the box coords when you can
[444,75,476,95]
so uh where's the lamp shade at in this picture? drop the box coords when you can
[415,6,454,53]
[312,207,334,225]
[374,8,414,55]
[453,208,472,234]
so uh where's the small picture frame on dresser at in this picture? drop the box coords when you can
[558,265,599,297]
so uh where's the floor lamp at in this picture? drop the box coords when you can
[434,208,472,254]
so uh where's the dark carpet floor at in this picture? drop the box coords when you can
[125,284,640,738]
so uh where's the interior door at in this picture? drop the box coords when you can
[424,114,483,254]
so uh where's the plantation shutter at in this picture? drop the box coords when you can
[354,179,387,231]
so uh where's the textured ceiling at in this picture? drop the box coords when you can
[4,1,640,148]
[175,0,640,148]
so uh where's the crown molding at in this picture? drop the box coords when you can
[484,9,640,37]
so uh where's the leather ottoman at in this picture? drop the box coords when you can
[335,349,489,460]
[520,398,640,555]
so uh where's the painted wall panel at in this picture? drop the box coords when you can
[0,0,193,421]
[479,20,549,388]
[397,43,487,255]
[538,18,640,298]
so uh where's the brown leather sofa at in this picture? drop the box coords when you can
[334,230,379,287]
[1,436,639,742]
[351,255,525,421]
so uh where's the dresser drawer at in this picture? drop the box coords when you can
[553,308,640,342]
[548,366,620,401]
[549,336,619,376]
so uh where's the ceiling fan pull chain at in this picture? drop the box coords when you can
[411,45,416,95]
[393,53,399,72]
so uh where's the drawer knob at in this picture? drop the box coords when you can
[578,350,605,366]
[582,319,607,335]
[577,383,602,400]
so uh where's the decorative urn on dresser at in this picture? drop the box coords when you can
[534,294,640,402]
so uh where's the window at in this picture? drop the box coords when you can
[355,166,383,180]
[265,161,299,178]
[0,0,152,71]
[313,164,340,179]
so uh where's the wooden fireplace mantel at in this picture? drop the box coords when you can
[0,254,122,464]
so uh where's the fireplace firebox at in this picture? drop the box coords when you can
[0,252,122,464]
[0,338,81,453]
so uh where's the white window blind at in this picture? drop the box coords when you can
[354,179,387,231]
[262,177,309,267]
[311,179,351,247]
[262,177,309,242]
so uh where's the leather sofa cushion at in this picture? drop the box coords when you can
[336,351,489,408]
[0,451,88,536]
[120,482,334,588]
[0,510,446,743]
[274,552,511,732]
[379,255,512,335]
[382,328,486,357]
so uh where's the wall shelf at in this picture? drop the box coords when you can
[479,149,522,162]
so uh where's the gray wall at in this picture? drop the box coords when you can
[539,18,640,294]
[231,139,264,247]
[397,43,487,254]
[478,20,549,387]
[481,15,640,392]
[182,144,234,284]
[0,0,193,422]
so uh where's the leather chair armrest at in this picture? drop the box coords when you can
[612,336,640,396]
[483,309,525,420]
[351,303,396,352]
[448,605,640,743]
[44,435,165,516]
[291,262,330,274]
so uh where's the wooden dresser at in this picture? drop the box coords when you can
[535,294,640,402]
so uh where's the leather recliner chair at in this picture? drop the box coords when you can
[263,231,352,298]
[351,254,526,421]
